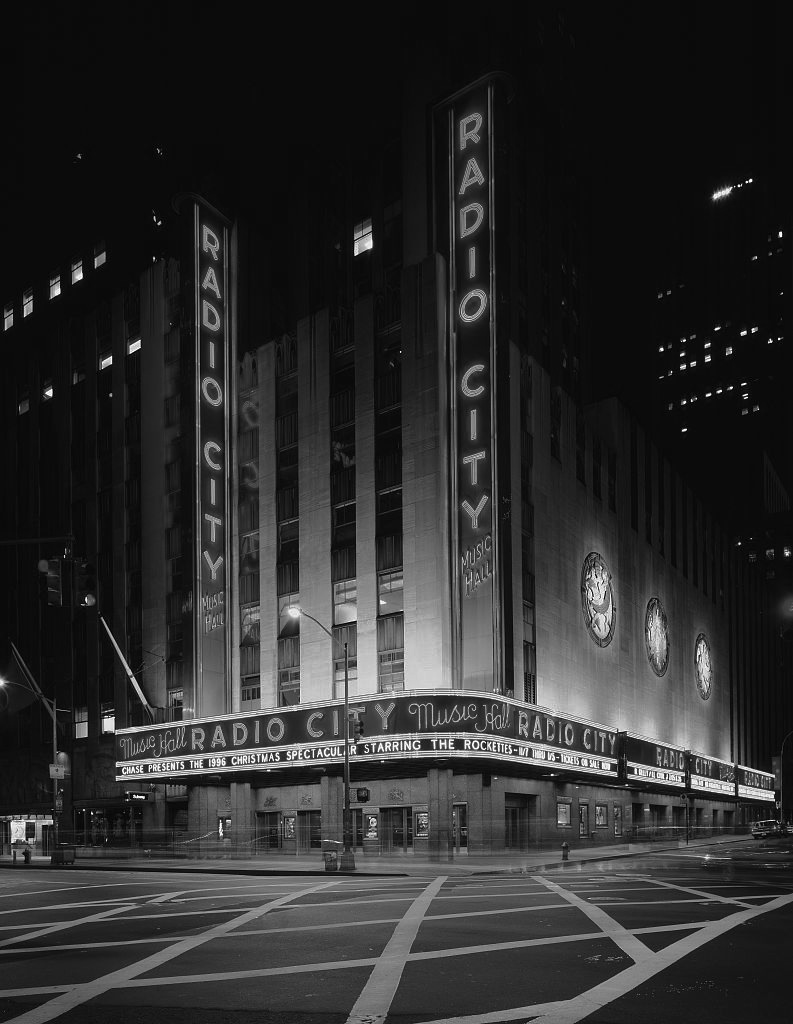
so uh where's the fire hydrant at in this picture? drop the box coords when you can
[561,842,570,862]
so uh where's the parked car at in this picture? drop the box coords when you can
[751,819,783,839]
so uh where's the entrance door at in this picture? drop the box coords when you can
[380,807,412,853]
[504,795,529,850]
[256,811,281,853]
[453,803,468,851]
[297,810,321,852]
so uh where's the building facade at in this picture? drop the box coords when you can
[1,24,779,855]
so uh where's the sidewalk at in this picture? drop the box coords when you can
[0,834,749,878]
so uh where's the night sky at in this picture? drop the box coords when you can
[3,2,790,399]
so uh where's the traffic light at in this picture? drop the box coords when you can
[38,558,62,606]
[75,560,97,608]
[353,718,365,741]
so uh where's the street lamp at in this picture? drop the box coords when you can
[781,729,793,826]
[287,605,356,871]
[0,671,62,850]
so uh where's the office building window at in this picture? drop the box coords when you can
[278,637,300,706]
[49,272,61,299]
[608,449,617,513]
[22,287,33,317]
[3,303,12,331]
[333,578,357,624]
[377,613,404,692]
[99,351,113,371]
[168,689,183,721]
[127,336,141,355]
[101,702,115,734]
[94,240,107,268]
[241,681,261,706]
[71,258,83,284]
[333,623,358,697]
[73,706,88,740]
[353,217,373,256]
[378,568,403,615]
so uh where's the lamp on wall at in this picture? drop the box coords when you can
[287,605,355,871]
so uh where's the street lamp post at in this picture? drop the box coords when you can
[287,606,355,871]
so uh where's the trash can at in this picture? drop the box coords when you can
[321,838,343,872]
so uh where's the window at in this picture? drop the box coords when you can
[49,272,61,299]
[22,287,33,317]
[18,395,29,415]
[378,568,403,615]
[127,336,141,355]
[353,217,373,256]
[241,604,261,645]
[377,613,404,692]
[41,380,54,401]
[279,593,300,635]
[333,623,358,696]
[725,346,733,356]
[101,702,115,734]
[333,579,357,624]
[99,352,113,370]
[557,802,572,827]
[3,303,13,331]
[168,689,183,721]
[71,258,83,284]
[241,682,261,704]
[73,706,88,740]
[595,804,608,827]
[94,240,107,268]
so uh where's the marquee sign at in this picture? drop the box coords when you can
[193,201,231,717]
[735,764,775,802]
[449,80,498,692]
[687,751,735,796]
[624,734,686,788]
[115,692,619,782]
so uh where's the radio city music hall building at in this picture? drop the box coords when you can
[1,58,776,856]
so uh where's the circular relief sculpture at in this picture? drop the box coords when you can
[694,632,712,700]
[581,552,615,647]
[645,598,669,676]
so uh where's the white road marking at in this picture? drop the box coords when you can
[529,890,793,1024]
[1,878,336,1024]
[345,875,446,1024]
[0,903,134,949]
[533,875,651,964]
[647,875,756,908]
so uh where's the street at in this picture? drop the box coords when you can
[1,842,792,1024]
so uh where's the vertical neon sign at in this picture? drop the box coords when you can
[194,204,230,717]
[450,82,497,692]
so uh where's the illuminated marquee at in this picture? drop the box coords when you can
[450,81,497,691]
[624,734,687,788]
[194,203,230,716]
[735,763,775,802]
[115,692,619,782]
[687,751,736,797]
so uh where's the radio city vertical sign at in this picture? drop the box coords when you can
[193,201,231,717]
[449,80,497,692]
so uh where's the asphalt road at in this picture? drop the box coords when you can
[1,841,791,1024]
